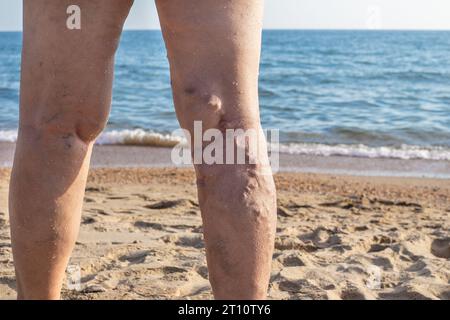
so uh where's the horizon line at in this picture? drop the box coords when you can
[1,28,450,32]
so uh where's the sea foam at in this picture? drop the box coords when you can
[1,129,449,161]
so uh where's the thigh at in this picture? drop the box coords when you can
[155,0,264,132]
[20,0,133,140]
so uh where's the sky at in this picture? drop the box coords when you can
[0,0,449,31]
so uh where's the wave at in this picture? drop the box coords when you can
[0,130,16,142]
[275,143,450,161]
[1,129,449,161]
[96,129,186,147]
[0,129,186,148]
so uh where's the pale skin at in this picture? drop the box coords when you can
[9,0,277,300]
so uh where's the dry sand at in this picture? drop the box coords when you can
[0,168,449,300]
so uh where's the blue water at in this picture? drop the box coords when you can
[1,30,450,159]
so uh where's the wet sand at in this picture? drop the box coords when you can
[1,142,450,178]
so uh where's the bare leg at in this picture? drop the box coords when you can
[156,0,277,299]
[9,0,133,299]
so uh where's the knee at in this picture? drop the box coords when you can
[172,79,260,136]
[21,108,108,145]
[172,79,226,130]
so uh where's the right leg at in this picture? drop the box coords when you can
[156,0,277,299]
[9,0,133,299]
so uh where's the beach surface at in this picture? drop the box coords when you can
[0,167,448,300]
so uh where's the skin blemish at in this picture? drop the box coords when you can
[184,86,196,95]
[61,133,74,149]
[207,95,222,112]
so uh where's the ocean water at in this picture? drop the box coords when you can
[0,30,450,160]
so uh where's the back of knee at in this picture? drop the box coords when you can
[173,80,226,130]
[173,80,262,149]
[21,109,108,145]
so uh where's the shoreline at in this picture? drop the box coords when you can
[1,142,450,179]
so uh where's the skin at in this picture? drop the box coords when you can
[9,0,277,300]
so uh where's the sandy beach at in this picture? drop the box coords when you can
[1,6,450,302]
[0,165,448,300]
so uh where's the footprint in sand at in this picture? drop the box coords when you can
[145,199,193,210]
[378,286,433,300]
[176,235,204,249]
[85,186,109,193]
[373,199,422,209]
[276,270,329,299]
[275,236,315,252]
[134,221,165,231]
[107,196,130,200]
[278,252,307,267]
[161,234,204,249]
[82,216,96,225]
[163,266,188,274]
[370,256,394,271]
[168,224,199,231]
[82,284,107,293]
[300,227,343,249]
[119,250,154,264]
[340,287,367,300]
[277,202,312,218]
[277,207,293,217]
[278,279,310,293]
[0,276,16,289]
[369,244,389,253]
[405,260,431,276]
[369,235,396,253]
[195,265,209,279]
[319,198,369,211]
[431,237,450,259]
[88,208,110,216]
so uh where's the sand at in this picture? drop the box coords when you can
[0,167,448,300]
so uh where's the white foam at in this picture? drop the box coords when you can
[0,130,17,142]
[96,129,186,147]
[274,143,450,161]
[1,129,449,161]
[0,129,187,148]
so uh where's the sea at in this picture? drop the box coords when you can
[1,30,449,162]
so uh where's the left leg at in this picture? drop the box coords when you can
[9,0,133,299]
